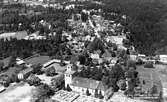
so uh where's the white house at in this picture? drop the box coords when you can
[129,55,137,62]
[159,55,167,64]
[91,53,100,60]
[108,36,126,46]
[16,58,25,65]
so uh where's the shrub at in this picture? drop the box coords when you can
[144,62,154,68]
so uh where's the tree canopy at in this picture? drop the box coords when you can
[102,0,167,55]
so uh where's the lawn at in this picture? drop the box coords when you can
[154,64,167,101]
[136,65,162,95]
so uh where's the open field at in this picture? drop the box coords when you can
[0,82,35,102]
[136,65,162,94]
[154,64,167,102]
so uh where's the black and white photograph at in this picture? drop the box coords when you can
[0,0,167,102]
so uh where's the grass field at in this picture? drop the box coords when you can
[136,65,162,95]
[0,83,35,102]
[154,64,167,102]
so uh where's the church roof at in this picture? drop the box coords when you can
[71,77,100,90]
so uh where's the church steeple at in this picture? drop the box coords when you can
[64,64,76,87]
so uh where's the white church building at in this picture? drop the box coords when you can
[64,64,107,96]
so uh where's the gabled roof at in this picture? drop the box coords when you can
[19,68,33,75]
[71,77,100,90]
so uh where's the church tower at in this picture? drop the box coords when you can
[64,64,75,87]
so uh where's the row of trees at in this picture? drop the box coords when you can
[0,37,72,60]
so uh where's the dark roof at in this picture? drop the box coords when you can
[71,77,99,90]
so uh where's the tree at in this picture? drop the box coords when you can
[45,67,56,76]
[11,74,20,83]
[9,56,16,67]
[95,89,99,98]
[33,84,55,102]
[51,75,64,90]
[104,87,114,101]
[126,60,136,70]
[150,84,158,97]
[102,76,109,85]
[124,79,135,98]
[32,64,42,74]
[66,84,72,92]
[81,12,88,22]
[102,0,167,55]
[0,61,4,72]
[99,90,104,99]
[123,39,130,48]
[117,79,127,91]
[86,88,91,96]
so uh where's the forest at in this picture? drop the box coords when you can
[101,0,167,55]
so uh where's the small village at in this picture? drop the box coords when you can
[0,0,167,102]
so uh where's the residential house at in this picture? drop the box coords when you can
[90,53,100,60]
[16,58,26,65]
[129,55,137,62]
[108,36,126,46]
[137,54,146,62]
[159,55,167,64]
[18,68,33,80]
[0,31,27,41]
[0,74,9,86]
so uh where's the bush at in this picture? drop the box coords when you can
[144,62,154,68]
[99,90,104,99]
[126,60,136,70]
[136,59,143,65]
[4,82,10,87]
[45,67,56,76]
[86,88,91,96]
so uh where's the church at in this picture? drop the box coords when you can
[64,64,107,97]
